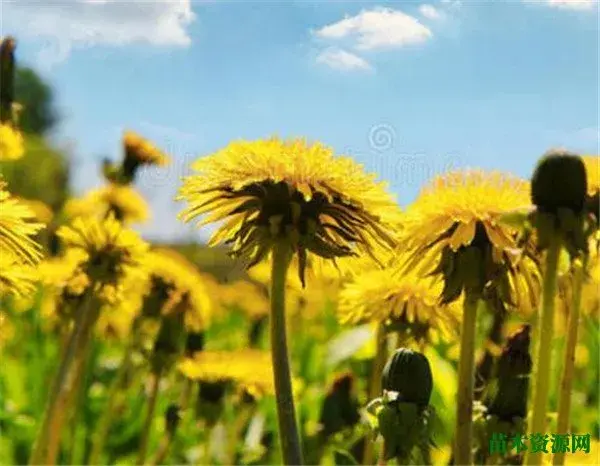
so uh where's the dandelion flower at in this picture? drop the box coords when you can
[144,248,212,331]
[56,214,148,302]
[124,130,170,168]
[0,181,44,264]
[179,350,278,398]
[64,183,150,224]
[178,137,400,285]
[338,265,461,344]
[0,123,24,160]
[178,137,399,464]
[400,170,537,303]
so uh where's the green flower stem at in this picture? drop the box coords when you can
[270,241,303,465]
[137,369,161,465]
[68,339,96,465]
[151,379,194,466]
[525,234,562,466]
[88,320,141,464]
[553,257,586,466]
[226,403,255,465]
[454,292,480,466]
[29,291,99,465]
[363,323,388,466]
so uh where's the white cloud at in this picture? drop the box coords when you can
[316,47,373,72]
[419,4,443,20]
[2,0,195,66]
[526,0,597,10]
[314,7,433,51]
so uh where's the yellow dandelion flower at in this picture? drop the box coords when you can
[144,248,212,331]
[399,170,540,309]
[0,123,24,160]
[0,181,44,265]
[338,264,461,344]
[56,215,148,301]
[123,130,171,168]
[178,349,277,398]
[178,137,400,285]
[0,252,39,298]
[64,183,150,224]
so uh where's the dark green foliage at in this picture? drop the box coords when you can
[15,67,58,135]
[0,134,70,211]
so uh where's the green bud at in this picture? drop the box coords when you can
[532,150,587,215]
[381,348,433,408]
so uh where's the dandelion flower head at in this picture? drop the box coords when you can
[178,137,401,286]
[64,183,150,224]
[56,215,148,303]
[399,170,540,308]
[338,263,461,344]
[179,349,278,398]
[144,248,212,331]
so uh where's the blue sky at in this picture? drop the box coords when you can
[3,0,599,242]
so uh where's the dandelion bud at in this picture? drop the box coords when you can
[381,348,433,408]
[532,150,587,215]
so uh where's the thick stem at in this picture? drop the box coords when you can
[270,242,303,465]
[363,324,388,466]
[137,370,161,465]
[553,257,585,466]
[29,292,98,465]
[525,235,562,466]
[454,293,479,466]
